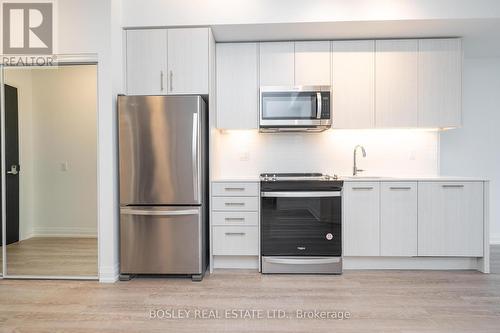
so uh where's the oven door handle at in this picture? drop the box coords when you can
[316,92,322,119]
[264,257,341,265]
[261,191,341,197]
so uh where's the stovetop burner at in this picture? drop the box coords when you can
[260,173,339,182]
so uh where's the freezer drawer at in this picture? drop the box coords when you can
[120,206,203,274]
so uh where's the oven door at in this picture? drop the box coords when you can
[260,191,342,256]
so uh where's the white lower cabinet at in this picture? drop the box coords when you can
[213,226,259,256]
[418,182,483,257]
[344,181,484,260]
[380,182,417,256]
[344,182,380,256]
[211,181,259,269]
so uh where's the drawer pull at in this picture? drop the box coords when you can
[225,202,245,206]
[225,217,245,221]
[352,187,374,190]
[389,187,411,190]
[225,232,246,236]
[442,184,465,188]
[224,187,245,191]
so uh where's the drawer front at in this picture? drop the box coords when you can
[213,226,258,255]
[212,211,258,226]
[212,197,259,211]
[212,182,259,197]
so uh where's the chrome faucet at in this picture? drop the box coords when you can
[353,145,367,176]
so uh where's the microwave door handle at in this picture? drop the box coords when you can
[316,92,322,119]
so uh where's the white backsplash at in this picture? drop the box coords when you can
[213,129,440,179]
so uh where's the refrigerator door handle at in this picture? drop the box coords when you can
[120,208,199,216]
[192,112,199,201]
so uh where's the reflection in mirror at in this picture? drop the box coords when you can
[3,65,98,277]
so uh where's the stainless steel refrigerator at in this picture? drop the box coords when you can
[118,95,208,281]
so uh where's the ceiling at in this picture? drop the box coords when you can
[211,18,500,57]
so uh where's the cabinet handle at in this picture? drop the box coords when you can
[225,217,245,221]
[225,202,245,206]
[169,70,173,91]
[224,187,245,191]
[442,184,464,188]
[389,187,411,190]
[225,232,246,236]
[160,70,164,91]
[352,187,373,190]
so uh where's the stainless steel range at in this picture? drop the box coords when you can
[260,173,343,274]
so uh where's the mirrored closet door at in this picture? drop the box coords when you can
[1,64,98,278]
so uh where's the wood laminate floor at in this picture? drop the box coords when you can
[0,237,97,276]
[0,246,499,332]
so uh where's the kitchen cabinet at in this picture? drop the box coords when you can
[216,43,259,129]
[167,28,209,94]
[294,41,331,86]
[125,28,210,95]
[380,182,417,256]
[344,182,380,256]
[125,29,167,95]
[332,40,375,128]
[211,181,259,266]
[259,42,294,86]
[375,39,418,127]
[418,39,462,128]
[418,182,483,256]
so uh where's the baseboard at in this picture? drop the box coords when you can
[99,263,119,283]
[490,233,500,245]
[213,256,259,269]
[344,257,480,270]
[32,226,97,238]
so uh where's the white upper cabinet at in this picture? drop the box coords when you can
[126,29,167,95]
[380,182,417,256]
[375,40,418,127]
[167,28,209,94]
[418,182,483,257]
[216,43,259,129]
[294,41,331,86]
[259,42,294,86]
[344,182,380,256]
[332,40,375,128]
[418,39,462,128]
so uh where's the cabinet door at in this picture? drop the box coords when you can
[294,41,331,86]
[344,182,380,256]
[167,28,209,94]
[126,29,167,95]
[418,182,483,256]
[259,42,294,86]
[418,39,462,128]
[375,40,418,127]
[216,43,258,129]
[380,182,417,256]
[332,40,375,128]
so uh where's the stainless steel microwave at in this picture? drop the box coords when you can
[259,86,332,132]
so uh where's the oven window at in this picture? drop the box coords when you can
[261,92,317,119]
[261,196,341,256]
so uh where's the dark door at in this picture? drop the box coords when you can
[0,84,20,245]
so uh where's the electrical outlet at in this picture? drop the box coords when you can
[239,151,250,161]
[408,150,416,161]
[60,161,69,171]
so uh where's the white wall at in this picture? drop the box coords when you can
[214,129,439,179]
[440,57,500,243]
[4,66,98,238]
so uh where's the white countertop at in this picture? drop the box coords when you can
[212,175,489,182]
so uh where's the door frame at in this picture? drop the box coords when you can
[0,54,100,280]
